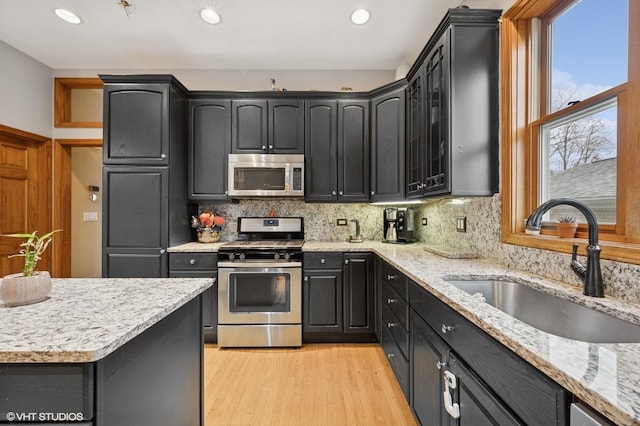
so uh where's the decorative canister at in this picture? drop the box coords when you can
[197,227,220,243]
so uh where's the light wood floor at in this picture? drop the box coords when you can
[204,343,417,426]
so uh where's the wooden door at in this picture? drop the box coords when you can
[0,125,52,277]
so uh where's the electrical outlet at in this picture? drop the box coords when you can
[336,218,348,226]
[83,212,98,222]
[456,216,467,232]
[421,217,428,226]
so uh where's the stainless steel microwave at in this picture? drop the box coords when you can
[228,153,304,197]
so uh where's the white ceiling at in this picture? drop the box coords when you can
[0,0,515,72]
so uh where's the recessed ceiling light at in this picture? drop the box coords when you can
[200,8,221,25]
[54,8,81,24]
[351,9,370,25]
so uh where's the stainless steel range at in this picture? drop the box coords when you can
[217,217,303,347]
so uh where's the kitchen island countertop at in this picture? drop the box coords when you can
[0,278,213,363]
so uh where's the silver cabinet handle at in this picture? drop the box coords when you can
[189,259,196,265]
[262,145,267,150]
[339,190,344,196]
[387,274,396,280]
[344,259,349,264]
[386,322,396,328]
[441,324,454,334]
[159,249,166,254]
[371,190,375,195]
[269,145,274,150]
[436,360,447,370]
[387,353,395,359]
[386,298,397,304]
[160,153,166,159]
[320,258,326,264]
[304,276,309,282]
[331,190,337,196]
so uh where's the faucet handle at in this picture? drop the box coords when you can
[571,243,587,276]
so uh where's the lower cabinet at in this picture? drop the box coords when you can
[169,252,218,343]
[303,252,375,342]
[409,279,570,425]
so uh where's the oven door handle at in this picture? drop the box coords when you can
[218,261,302,269]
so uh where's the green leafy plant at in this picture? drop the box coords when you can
[557,216,577,223]
[5,230,61,277]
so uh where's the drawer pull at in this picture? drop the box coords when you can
[436,361,447,370]
[304,276,309,282]
[320,258,326,264]
[386,322,396,328]
[387,353,396,359]
[386,298,397,304]
[190,259,196,265]
[441,324,454,334]
[387,274,397,280]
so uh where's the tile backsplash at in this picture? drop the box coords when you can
[199,194,639,304]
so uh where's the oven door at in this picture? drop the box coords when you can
[218,262,302,324]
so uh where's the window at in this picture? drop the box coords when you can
[501,0,640,263]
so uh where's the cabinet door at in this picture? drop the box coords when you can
[103,84,168,165]
[406,67,425,199]
[302,269,343,333]
[411,309,448,426]
[189,100,231,200]
[304,100,338,202]
[337,100,369,202]
[423,34,449,196]
[269,99,304,153]
[371,88,406,202]
[102,167,168,277]
[231,100,268,153]
[343,253,374,333]
[447,353,525,425]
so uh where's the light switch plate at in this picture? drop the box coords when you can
[336,218,348,226]
[422,217,428,226]
[83,212,98,222]
[456,216,467,232]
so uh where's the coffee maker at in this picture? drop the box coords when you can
[383,207,415,243]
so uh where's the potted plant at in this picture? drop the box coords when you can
[1,230,60,307]
[191,211,225,243]
[556,216,578,238]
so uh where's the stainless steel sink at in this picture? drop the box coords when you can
[445,279,640,343]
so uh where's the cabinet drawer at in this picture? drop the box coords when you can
[381,262,408,300]
[382,281,409,330]
[169,253,217,270]
[380,324,409,400]
[303,252,343,269]
[409,281,569,426]
[382,303,409,359]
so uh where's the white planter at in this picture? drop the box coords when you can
[1,271,51,307]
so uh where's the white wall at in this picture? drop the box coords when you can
[53,68,396,92]
[0,41,52,136]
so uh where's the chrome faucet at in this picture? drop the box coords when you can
[525,198,604,297]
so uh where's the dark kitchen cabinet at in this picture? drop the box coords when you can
[231,99,304,154]
[188,99,231,200]
[101,75,192,278]
[409,280,570,425]
[169,252,218,343]
[305,100,369,202]
[405,9,500,198]
[379,261,411,400]
[303,252,375,342]
[370,82,406,202]
[343,253,374,333]
[303,252,343,335]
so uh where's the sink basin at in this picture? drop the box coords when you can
[445,279,640,343]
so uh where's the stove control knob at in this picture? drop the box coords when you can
[274,252,280,260]
[284,252,291,261]
[238,252,246,261]
[228,253,235,262]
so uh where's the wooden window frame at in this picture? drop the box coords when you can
[501,0,640,265]
[54,77,103,128]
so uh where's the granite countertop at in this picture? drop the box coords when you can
[0,278,212,363]
[304,241,640,425]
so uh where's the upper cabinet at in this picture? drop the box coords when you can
[370,83,406,203]
[231,98,304,154]
[305,99,369,202]
[406,9,501,198]
[189,98,232,200]
[103,82,170,165]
